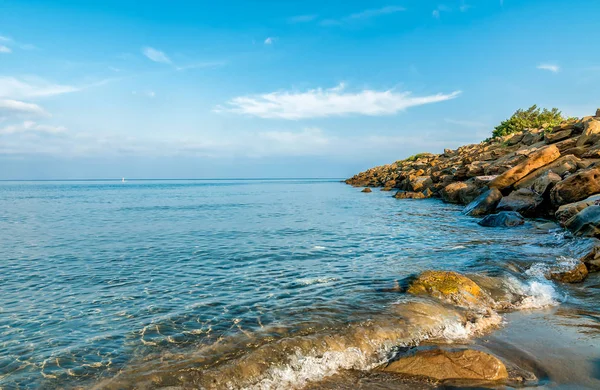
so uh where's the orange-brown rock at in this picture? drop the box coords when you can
[361,187,372,193]
[576,119,600,147]
[489,145,560,190]
[407,270,489,308]
[551,167,600,206]
[546,261,589,283]
[514,155,580,189]
[382,348,508,381]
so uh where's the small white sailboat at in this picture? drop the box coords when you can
[122,177,126,183]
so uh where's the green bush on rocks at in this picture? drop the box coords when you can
[492,105,566,139]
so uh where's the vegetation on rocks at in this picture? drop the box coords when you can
[491,105,567,138]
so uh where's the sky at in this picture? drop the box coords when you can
[1,0,599,179]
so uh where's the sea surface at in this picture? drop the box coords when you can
[0,179,599,389]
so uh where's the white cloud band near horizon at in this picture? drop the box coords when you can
[142,46,172,64]
[0,99,48,117]
[0,76,79,100]
[219,84,461,119]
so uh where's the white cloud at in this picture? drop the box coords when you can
[0,45,11,53]
[0,99,48,118]
[0,76,79,99]
[142,46,172,64]
[264,37,274,45]
[0,120,66,135]
[218,84,461,119]
[0,36,10,42]
[347,6,405,19]
[537,63,560,73]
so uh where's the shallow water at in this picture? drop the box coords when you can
[0,179,598,389]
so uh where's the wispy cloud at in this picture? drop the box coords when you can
[0,45,12,54]
[320,5,405,26]
[537,63,560,73]
[0,77,79,100]
[0,99,48,118]
[142,46,172,64]
[288,14,318,23]
[264,37,274,45]
[218,83,461,120]
[0,120,66,135]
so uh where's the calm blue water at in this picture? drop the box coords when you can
[0,180,590,388]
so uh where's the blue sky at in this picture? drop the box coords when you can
[0,0,599,179]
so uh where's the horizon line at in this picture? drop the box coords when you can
[0,177,346,182]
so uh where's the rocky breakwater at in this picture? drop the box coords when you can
[346,109,600,283]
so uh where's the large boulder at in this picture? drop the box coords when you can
[550,167,600,207]
[489,145,561,190]
[531,170,562,195]
[496,188,543,217]
[462,188,503,217]
[544,129,573,144]
[394,191,426,199]
[478,211,525,227]
[555,194,600,226]
[407,270,489,308]
[382,348,508,381]
[564,206,600,237]
[440,181,482,205]
[576,119,600,147]
[408,176,433,192]
[546,261,588,283]
[514,155,581,189]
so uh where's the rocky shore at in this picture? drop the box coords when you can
[347,109,600,283]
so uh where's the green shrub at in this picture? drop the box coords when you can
[492,105,566,138]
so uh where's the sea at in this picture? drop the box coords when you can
[1,179,599,389]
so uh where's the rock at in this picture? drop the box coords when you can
[381,187,393,191]
[382,348,508,381]
[550,167,600,206]
[407,270,488,308]
[576,119,600,147]
[489,145,561,190]
[496,188,543,217]
[361,188,372,193]
[555,194,600,226]
[478,211,525,227]
[514,155,581,189]
[580,246,600,272]
[596,108,600,117]
[531,170,562,195]
[521,131,543,146]
[440,181,482,205]
[544,129,573,144]
[564,206,600,237]
[408,176,433,192]
[561,146,588,158]
[394,191,426,199]
[546,261,588,283]
[462,188,503,217]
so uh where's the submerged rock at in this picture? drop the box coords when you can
[361,188,372,193]
[407,270,488,308]
[546,261,588,283]
[382,348,508,381]
[564,205,600,237]
[581,245,600,272]
[478,211,525,227]
[489,145,560,190]
[394,191,426,199]
[462,188,503,217]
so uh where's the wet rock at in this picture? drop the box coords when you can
[555,194,600,226]
[564,206,600,237]
[531,170,561,195]
[394,191,426,199]
[550,167,600,206]
[462,188,503,217]
[580,245,600,272]
[546,261,588,283]
[440,181,482,205]
[407,270,487,308]
[478,211,525,228]
[576,119,600,147]
[361,188,372,193]
[489,145,561,190]
[382,348,508,381]
[496,188,543,217]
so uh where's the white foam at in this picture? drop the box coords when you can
[312,245,326,250]
[505,276,559,309]
[296,277,337,285]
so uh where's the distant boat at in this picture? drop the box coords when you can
[122,177,126,183]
